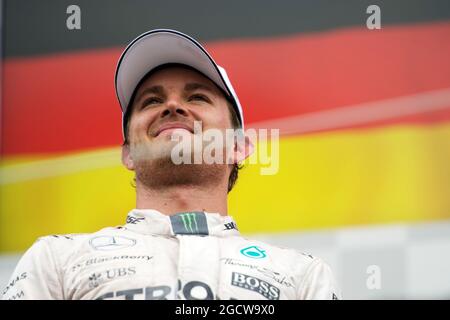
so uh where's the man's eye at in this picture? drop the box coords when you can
[142,97,162,106]
[189,94,210,102]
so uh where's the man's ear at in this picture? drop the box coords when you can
[230,133,254,164]
[121,144,135,171]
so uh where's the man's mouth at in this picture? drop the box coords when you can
[154,122,194,137]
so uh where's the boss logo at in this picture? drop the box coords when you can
[231,272,280,300]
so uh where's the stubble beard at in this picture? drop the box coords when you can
[130,138,228,191]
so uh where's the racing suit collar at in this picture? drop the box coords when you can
[124,209,240,237]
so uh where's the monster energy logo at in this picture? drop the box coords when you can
[170,212,208,235]
[180,213,198,233]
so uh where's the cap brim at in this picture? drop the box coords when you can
[115,29,244,136]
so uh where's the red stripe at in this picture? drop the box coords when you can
[2,49,122,156]
[206,21,450,122]
[3,21,450,156]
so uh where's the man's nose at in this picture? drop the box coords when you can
[160,98,189,118]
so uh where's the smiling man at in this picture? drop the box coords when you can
[122,63,245,211]
[2,29,340,300]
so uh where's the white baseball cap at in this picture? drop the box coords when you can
[115,29,245,138]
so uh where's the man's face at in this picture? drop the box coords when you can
[122,65,237,190]
[127,66,234,147]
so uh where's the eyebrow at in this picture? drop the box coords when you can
[184,82,216,94]
[135,85,165,103]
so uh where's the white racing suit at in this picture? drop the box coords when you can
[2,210,341,300]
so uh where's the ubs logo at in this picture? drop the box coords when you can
[88,267,136,288]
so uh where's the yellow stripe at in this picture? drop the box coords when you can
[1,124,449,252]
[230,124,450,232]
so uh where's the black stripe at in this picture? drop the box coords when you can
[3,0,450,58]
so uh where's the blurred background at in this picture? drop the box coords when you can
[1,0,450,299]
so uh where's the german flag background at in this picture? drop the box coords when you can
[1,0,450,299]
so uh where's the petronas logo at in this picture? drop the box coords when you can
[180,213,199,234]
[240,246,267,259]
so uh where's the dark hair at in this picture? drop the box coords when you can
[123,63,243,193]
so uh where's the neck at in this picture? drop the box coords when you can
[135,180,229,216]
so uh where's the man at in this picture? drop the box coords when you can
[2,29,340,300]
